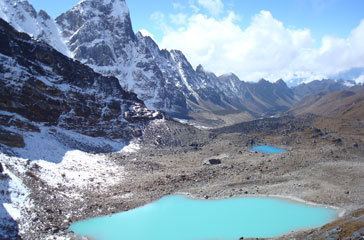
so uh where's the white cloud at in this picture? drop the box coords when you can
[172,2,185,11]
[197,0,224,16]
[314,19,364,72]
[150,11,165,23]
[169,13,188,25]
[155,9,364,82]
[355,75,364,85]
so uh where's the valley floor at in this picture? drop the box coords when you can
[1,115,363,239]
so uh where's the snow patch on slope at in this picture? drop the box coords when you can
[2,125,142,192]
[0,125,142,237]
[0,155,32,238]
[171,51,200,99]
[34,150,125,190]
[109,0,129,18]
[2,167,30,221]
[120,141,140,154]
[12,126,125,163]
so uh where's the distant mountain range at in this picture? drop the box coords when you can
[330,67,364,83]
[292,79,356,99]
[0,0,361,127]
[284,69,363,87]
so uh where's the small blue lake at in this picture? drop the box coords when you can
[70,195,337,240]
[251,145,287,154]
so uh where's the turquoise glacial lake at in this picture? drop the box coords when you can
[251,145,287,154]
[70,195,337,240]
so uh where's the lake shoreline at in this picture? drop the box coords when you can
[178,192,344,215]
[70,194,339,240]
[3,116,363,239]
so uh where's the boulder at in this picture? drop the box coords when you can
[204,159,222,165]
[332,138,343,145]
[246,139,256,146]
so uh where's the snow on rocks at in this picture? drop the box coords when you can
[2,124,141,192]
[0,156,32,238]
[6,126,134,191]
[0,0,70,57]
[120,141,140,154]
[34,150,125,190]
[13,126,125,163]
[0,125,143,238]
[1,170,29,221]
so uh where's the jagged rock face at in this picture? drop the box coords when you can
[214,74,257,112]
[196,70,248,112]
[0,0,69,56]
[56,0,134,65]
[0,129,25,148]
[0,19,161,140]
[211,76,296,115]
[151,48,296,116]
[56,0,189,116]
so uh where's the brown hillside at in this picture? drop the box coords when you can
[291,86,364,120]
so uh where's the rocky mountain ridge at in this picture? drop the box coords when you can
[0,17,161,148]
[55,0,301,119]
[1,0,344,123]
[293,79,355,99]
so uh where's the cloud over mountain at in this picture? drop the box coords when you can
[153,6,364,82]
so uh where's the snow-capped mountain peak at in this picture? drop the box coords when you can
[57,0,133,38]
[56,0,135,64]
[0,0,70,57]
[56,0,193,116]
[78,0,130,22]
[1,0,325,122]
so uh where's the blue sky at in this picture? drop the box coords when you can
[29,0,364,41]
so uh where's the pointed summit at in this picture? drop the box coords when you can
[57,0,133,39]
[196,64,205,73]
[38,10,51,20]
[275,79,288,88]
[219,73,240,81]
[56,0,135,66]
[79,0,130,20]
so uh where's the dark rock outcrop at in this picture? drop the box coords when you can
[0,129,25,148]
[0,18,161,140]
[213,115,315,135]
[206,159,222,165]
[56,0,189,117]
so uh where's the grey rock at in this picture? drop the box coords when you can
[0,19,161,140]
[205,159,222,165]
